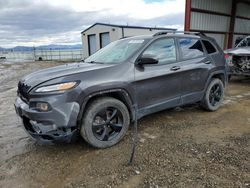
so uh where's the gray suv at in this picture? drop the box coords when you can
[15,32,227,148]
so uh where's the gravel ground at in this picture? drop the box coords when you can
[0,60,249,188]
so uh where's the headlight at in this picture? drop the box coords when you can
[35,82,77,93]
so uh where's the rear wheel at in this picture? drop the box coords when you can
[80,97,130,148]
[201,78,224,111]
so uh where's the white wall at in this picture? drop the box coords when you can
[81,25,121,58]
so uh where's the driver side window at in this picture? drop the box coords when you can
[142,38,176,65]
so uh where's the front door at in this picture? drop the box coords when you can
[134,37,182,116]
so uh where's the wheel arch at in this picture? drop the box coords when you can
[206,70,228,88]
[200,70,227,101]
[77,89,135,126]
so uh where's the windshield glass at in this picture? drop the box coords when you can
[237,37,250,48]
[84,38,149,64]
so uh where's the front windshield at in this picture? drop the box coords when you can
[237,37,250,48]
[84,38,149,64]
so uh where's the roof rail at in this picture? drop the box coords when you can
[153,31,206,37]
[152,31,169,36]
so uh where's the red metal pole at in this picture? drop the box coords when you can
[228,0,237,48]
[184,0,191,31]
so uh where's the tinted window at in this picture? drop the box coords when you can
[179,38,204,60]
[202,40,217,54]
[142,38,176,64]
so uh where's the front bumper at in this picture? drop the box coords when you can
[14,96,80,144]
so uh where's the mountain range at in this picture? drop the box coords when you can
[0,44,82,51]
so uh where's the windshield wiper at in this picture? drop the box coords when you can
[87,61,104,64]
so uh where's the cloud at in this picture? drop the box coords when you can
[0,0,185,47]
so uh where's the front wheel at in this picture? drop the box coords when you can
[80,97,130,148]
[201,78,224,111]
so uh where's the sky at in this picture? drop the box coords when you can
[0,0,185,47]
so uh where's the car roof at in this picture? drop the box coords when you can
[120,33,213,42]
[123,34,200,39]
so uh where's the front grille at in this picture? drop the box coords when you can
[18,81,31,102]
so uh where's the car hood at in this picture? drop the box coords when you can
[19,62,114,91]
[224,47,250,55]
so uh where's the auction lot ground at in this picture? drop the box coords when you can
[0,60,249,188]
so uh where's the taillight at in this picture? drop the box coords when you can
[225,53,233,66]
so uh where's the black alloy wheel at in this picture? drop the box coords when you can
[81,97,130,148]
[209,83,223,106]
[92,107,124,141]
[201,78,224,111]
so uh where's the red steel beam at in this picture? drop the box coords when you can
[191,7,250,21]
[233,32,250,35]
[190,29,250,36]
[236,16,250,20]
[184,0,191,31]
[228,0,237,48]
[189,29,227,35]
[191,8,231,17]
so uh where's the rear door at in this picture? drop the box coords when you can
[134,37,182,113]
[177,38,212,104]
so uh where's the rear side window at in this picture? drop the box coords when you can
[202,40,217,54]
[179,38,204,60]
[142,38,176,64]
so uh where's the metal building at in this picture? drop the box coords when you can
[185,0,250,49]
[81,23,176,58]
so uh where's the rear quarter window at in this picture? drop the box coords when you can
[202,40,217,54]
[178,38,204,60]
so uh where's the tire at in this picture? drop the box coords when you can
[80,97,130,148]
[201,78,224,111]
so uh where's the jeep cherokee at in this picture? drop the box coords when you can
[15,32,227,148]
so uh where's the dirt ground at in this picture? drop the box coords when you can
[0,60,249,188]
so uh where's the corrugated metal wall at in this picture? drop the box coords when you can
[191,0,232,14]
[190,0,231,48]
[190,12,230,32]
[233,2,250,46]
[187,0,250,49]
[235,3,250,33]
[234,18,250,33]
[236,3,250,18]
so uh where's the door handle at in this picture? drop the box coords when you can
[171,66,181,71]
[204,61,211,64]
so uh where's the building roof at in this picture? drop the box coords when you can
[81,22,176,34]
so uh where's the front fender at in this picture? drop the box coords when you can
[77,87,136,124]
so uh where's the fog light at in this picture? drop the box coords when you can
[36,102,49,111]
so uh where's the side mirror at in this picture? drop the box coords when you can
[137,55,158,65]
